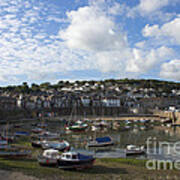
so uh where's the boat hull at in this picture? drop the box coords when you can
[58,158,95,170]
[88,142,114,147]
[126,150,145,156]
[38,156,58,166]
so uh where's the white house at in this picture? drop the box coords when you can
[102,97,121,107]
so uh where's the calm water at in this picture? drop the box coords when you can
[2,120,180,160]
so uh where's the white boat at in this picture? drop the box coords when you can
[126,145,145,156]
[91,125,101,131]
[41,140,70,152]
[38,149,60,166]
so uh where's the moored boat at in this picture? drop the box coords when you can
[15,131,30,137]
[0,135,15,143]
[87,136,114,147]
[41,140,70,152]
[0,149,31,158]
[32,128,43,134]
[38,131,60,140]
[31,140,47,148]
[58,151,95,170]
[66,122,88,132]
[38,149,60,166]
[125,145,145,156]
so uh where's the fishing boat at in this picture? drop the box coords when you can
[87,136,114,147]
[58,151,95,170]
[38,149,60,166]
[125,145,145,156]
[41,140,70,152]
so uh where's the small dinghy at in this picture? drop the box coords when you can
[0,140,8,145]
[37,123,48,128]
[65,120,88,132]
[38,149,60,166]
[0,135,15,143]
[126,145,145,156]
[31,140,47,148]
[32,128,43,134]
[87,136,114,147]
[41,140,70,152]
[38,131,60,140]
[58,151,95,170]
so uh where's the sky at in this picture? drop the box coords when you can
[0,0,180,86]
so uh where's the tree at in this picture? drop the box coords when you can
[31,83,40,92]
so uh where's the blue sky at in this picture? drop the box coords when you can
[0,0,180,86]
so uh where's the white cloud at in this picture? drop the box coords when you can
[138,0,169,14]
[0,0,179,84]
[59,2,131,75]
[142,16,180,45]
[60,5,127,52]
[126,46,174,73]
[160,59,180,80]
[128,0,178,21]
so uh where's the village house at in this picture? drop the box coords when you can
[81,96,91,107]
[0,96,16,110]
[139,97,180,109]
[101,97,121,107]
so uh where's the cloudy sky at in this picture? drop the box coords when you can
[0,0,180,85]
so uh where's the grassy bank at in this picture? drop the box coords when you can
[0,157,180,180]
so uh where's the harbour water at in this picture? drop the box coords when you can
[1,119,180,161]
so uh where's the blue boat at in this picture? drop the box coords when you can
[87,136,114,147]
[15,131,29,137]
[58,151,95,169]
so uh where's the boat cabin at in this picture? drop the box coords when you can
[61,152,79,161]
[42,149,60,159]
[126,145,144,151]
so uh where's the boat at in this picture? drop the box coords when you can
[0,135,15,143]
[37,123,48,128]
[91,125,101,132]
[13,123,23,128]
[87,136,114,147]
[15,131,30,137]
[0,140,8,145]
[38,149,60,166]
[66,122,88,132]
[31,140,47,148]
[38,131,60,140]
[41,140,70,152]
[125,145,145,156]
[32,128,43,134]
[58,151,95,170]
[0,150,31,158]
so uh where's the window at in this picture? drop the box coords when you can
[72,155,77,159]
[66,155,71,159]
